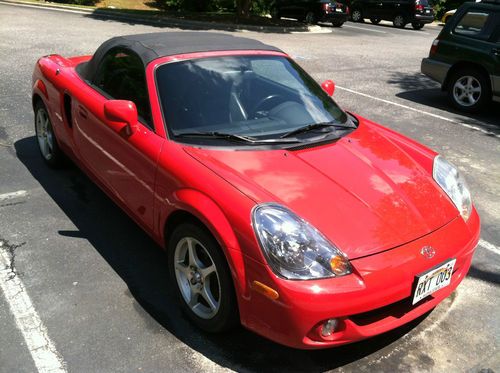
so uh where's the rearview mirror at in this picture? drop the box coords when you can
[321,80,335,97]
[103,100,138,137]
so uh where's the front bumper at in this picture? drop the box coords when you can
[239,208,480,349]
[421,57,451,86]
[321,12,349,23]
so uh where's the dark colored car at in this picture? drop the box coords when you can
[421,0,500,112]
[272,0,350,27]
[349,0,434,29]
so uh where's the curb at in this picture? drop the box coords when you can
[0,0,318,33]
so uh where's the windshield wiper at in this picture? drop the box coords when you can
[280,121,356,139]
[175,131,301,144]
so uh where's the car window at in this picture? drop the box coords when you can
[250,59,303,91]
[93,48,152,128]
[454,10,492,38]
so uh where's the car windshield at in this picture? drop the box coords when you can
[156,55,352,144]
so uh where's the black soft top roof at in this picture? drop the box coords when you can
[79,32,283,80]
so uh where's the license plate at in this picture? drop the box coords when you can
[425,9,430,13]
[335,8,343,12]
[412,259,456,305]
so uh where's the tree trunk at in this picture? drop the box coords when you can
[236,0,252,18]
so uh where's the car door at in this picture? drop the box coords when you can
[492,17,500,97]
[447,7,500,87]
[73,47,163,232]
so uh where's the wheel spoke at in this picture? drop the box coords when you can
[175,262,190,277]
[199,264,215,279]
[471,86,481,93]
[467,94,475,104]
[188,290,198,308]
[455,82,465,91]
[186,238,201,268]
[201,281,218,311]
[466,77,473,88]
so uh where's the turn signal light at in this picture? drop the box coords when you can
[252,281,279,300]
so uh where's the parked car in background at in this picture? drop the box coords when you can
[350,0,434,29]
[441,8,456,23]
[421,0,500,112]
[272,0,349,27]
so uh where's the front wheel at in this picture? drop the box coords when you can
[331,19,345,27]
[34,100,64,168]
[350,8,363,22]
[411,21,424,30]
[168,223,239,333]
[447,68,491,113]
[393,14,406,28]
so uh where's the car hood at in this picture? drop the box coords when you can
[184,122,458,259]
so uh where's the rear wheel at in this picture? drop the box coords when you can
[393,14,406,28]
[304,11,316,24]
[331,19,345,27]
[168,223,238,333]
[370,17,381,24]
[350,8,363,22]
[447,68,491,113]
[34,100,64,168]
[411,21,424,30]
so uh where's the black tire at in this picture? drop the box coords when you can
[350,8,363,22]
[168,223,239,333]
[411,21,424,30]
[304,11,316,24]
[33,99,64,168]
[331,19,345,27]
[370,17,381,24]
[447,68,491,113]
[393,14,406,28]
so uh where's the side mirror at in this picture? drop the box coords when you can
[321,79,335,97]
[103,100,138,137]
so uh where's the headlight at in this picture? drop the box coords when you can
[252,204,352,280]
[433,155,472,220]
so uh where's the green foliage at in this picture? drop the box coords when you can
[432,0,468,20]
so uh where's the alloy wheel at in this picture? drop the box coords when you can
[36,108,54,161]
[173,236,221,320]
[453,76,482,107]
[393,15,405,27]
[351,10,362,22]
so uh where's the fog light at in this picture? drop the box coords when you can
[321,319,338,337]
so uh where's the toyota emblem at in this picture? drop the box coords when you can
[420,246,436,259]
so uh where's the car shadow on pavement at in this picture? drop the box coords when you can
[387,72,500,136]
[16,135,430,372]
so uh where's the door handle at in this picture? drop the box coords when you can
[78,105,88,119]
[492,48,500,56]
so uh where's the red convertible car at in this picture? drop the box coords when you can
[32,32,480,349]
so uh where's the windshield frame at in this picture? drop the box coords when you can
[152,51,354,148]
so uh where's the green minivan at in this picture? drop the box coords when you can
[421,0,500,112]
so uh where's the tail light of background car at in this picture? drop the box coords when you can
[430,38,440,55]
[323,3,331,13]
[415,1,424,11]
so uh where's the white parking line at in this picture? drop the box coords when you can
[336,85,500,139]
[479,239,500,256]
[0,241,67,373]
[343,24,388,34]
[0,190,27,202]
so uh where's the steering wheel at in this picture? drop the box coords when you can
[252,94,284,116]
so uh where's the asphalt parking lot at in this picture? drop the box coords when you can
[0,2,499,372]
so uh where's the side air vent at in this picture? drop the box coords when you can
[63,93,72,128]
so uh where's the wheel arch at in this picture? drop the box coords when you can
[162,189,249,298]
[444,61,491,92]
